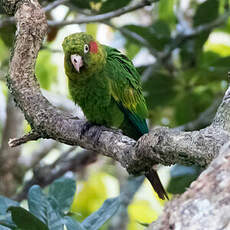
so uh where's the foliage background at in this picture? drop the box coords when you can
[0,0,230,229]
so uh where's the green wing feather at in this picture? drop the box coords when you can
[104,46,148,135]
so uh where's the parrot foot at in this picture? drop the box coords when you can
[80,121,95,138]
[80,121,103,146]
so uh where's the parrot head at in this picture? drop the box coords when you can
[62,32,106,80]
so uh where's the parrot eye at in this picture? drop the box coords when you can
[84,44,89,53]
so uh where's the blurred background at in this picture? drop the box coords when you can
[0,0,229,229]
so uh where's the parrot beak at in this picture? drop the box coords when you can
[71,54,83,73]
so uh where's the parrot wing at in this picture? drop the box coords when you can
[104,46,169,200]
[104,46,148,135]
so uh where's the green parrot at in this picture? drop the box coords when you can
[62,32,168,200]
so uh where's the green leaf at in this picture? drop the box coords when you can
[194,0,219,27]
[142,71,176,109]
[125,41,141,60]
[158,0,176,28]
[35,50,57,90]
[167,165,202,194]
[8,207,49,230]
[63,216,85,230]
[100,0,132,13]
[48,177,76,214]
[28,185,64,230]
[0,196,19,215]
[69,0,90,9]
[179,0,219,66]
[123,20,171,51]
[0,217,17,229]
[193,0,219,57]
[0,196,19,229]
[0,23,16,47]
[0,226,11,230]
[81,197,120,230]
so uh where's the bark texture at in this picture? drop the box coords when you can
[149,142,230,230]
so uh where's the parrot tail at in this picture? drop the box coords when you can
[145,168,169,200]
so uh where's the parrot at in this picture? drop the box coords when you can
[62,32,168,200]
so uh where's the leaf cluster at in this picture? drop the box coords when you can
[0,178,120,230]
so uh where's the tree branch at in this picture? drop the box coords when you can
[43,0,68,12]
[0,0,156,29]
[9,131,41,147]
[47,0,155,27]
[148,141,230,230]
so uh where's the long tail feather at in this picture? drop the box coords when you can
[145,168,168,200]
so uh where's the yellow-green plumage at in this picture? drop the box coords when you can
[62,32,168,199]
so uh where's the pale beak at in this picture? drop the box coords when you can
[71,54,83,73]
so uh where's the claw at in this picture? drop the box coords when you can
[80,122,103,147]
[80,121,95,138]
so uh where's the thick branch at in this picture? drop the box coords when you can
[148,141,230,230]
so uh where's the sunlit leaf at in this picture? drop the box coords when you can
[71,172,110,221]
[35,50,57,90]
[193,0,219,57]
[158,0,176,28]
[128,200,158,224]
[125,41,141,60]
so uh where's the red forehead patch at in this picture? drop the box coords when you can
[89,41,98,53]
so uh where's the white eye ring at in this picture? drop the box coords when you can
[84,44,89,53]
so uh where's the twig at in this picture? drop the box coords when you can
[43,0,68,12]
[14,149,97,201]
[47,0,155,27]
[8,131,41,148]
